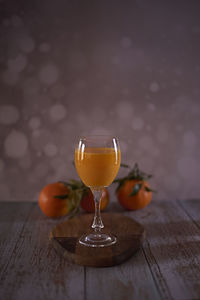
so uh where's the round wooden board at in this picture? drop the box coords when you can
[50,213,145,267]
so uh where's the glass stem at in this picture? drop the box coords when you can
[91,189,104,233]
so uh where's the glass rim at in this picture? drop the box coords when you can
[77,135,119,141]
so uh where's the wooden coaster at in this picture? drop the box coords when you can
[50,213,145,267]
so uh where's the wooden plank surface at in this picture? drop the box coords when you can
[0,202,34,276]
[124,200,200,300]
[0,202,33,253]
[0,200,200,300]
[177,199,200,229]
[0,203,84,300]
[86,249,161,300]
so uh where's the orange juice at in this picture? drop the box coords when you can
[75,147,121,188]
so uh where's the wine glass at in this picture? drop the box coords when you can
[75,135,121,247]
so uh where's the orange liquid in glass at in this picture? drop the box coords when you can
[75,147,121,188]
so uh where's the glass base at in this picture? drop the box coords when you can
[79,233,117,247]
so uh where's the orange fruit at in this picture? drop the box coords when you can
[117,179,152,210]
[81,188,109,213]
[38,182,69,218]
[114,163,154,211]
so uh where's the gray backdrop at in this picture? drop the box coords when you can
[0,0,200,202]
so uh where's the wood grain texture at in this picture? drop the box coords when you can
[0,203,84,300]
[50,213,145,267]
[0,202,34,278]
[86,248,161,300]
[124,200,200,300]
[0,200,200,300]
[177,199,200,230]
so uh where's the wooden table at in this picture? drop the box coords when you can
[0,200,200,300]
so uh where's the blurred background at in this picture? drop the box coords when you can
[0,0,199,202]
